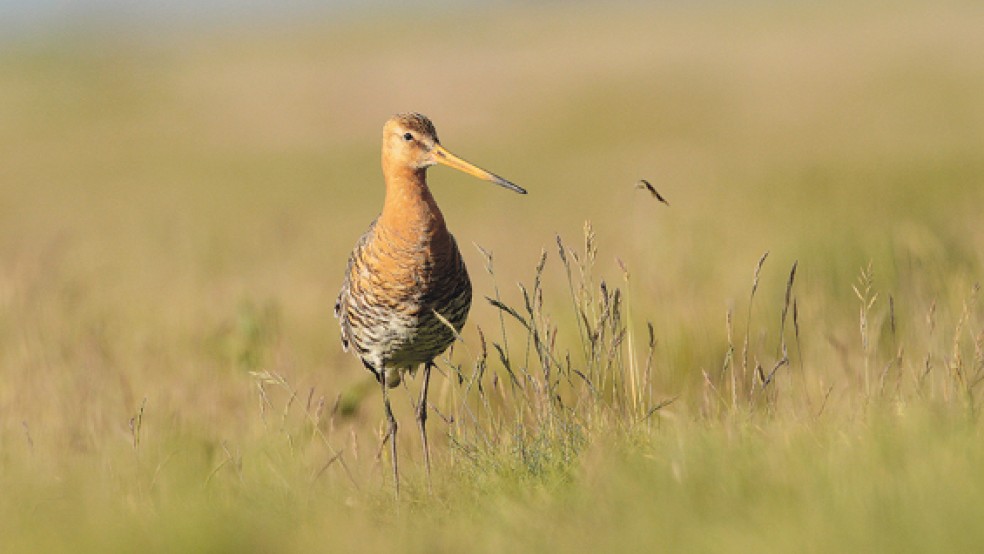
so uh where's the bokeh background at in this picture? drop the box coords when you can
[2,1,984,551]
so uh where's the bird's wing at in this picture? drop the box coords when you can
[335,218,378,352]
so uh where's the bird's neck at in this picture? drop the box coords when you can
[379,165,448,242]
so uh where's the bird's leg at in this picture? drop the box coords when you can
[416,362,433,493]
[380,376,399,499]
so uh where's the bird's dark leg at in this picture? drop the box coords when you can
[416,361,433,493]
[380,375,399,499]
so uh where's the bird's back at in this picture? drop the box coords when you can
[335,218,471,383]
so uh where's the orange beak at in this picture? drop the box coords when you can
[431,144,526,194]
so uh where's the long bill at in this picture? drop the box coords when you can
[431,144,527,194]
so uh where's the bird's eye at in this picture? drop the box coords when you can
[403,132,414,142]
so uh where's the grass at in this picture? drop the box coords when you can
[2,1,984,552]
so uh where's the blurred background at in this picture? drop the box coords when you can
[2,0,983,466]
[3,2,984,551]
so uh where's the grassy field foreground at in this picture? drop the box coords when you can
[2,2,984,552]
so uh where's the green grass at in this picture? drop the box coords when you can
[2,1,984,552]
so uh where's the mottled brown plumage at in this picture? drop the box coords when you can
[334,113,525,496]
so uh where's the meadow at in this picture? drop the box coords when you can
[2,2,984,551]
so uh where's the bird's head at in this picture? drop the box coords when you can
[382,112,526,194]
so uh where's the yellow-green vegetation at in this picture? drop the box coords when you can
[2,2,984,552]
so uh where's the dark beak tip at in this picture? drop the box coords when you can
[493,177,526,195]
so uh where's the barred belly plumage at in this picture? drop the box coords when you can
[335,220,471,386]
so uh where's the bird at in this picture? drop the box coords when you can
[334,113,525,496]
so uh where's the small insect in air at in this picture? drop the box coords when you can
[635,179,670,206]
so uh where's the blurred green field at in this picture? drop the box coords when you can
[2,2,984,552]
